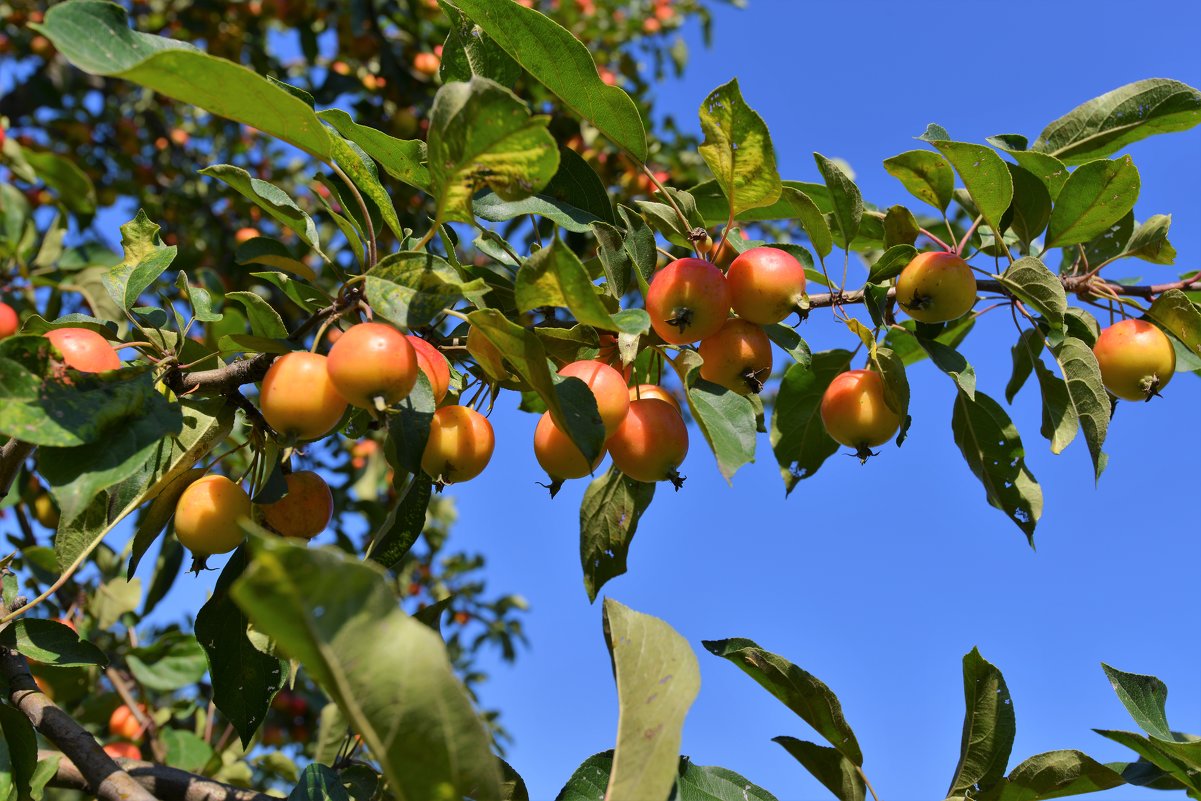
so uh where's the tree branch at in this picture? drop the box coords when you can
[0,603,159,801]
[44,751,274,801]
[0,438,36,501]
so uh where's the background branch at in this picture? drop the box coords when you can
[44,751,275,801]
[0,602,159,801]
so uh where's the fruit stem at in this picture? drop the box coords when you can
[918,227,954,253]
[329,161,377,268]
[953,215,983,257]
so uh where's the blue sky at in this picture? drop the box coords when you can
[11,0,1199,799]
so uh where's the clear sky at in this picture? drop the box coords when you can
[25,0,1200,799]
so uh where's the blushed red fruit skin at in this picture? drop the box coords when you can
[421,406,495,484]
[45,328,121,372]
[629,384,681,413]
[1093,319,1176,401]
[259,471,333,540]
[326,323,418,408]
[109,705,144,741]
[104,742,142,761]
[559,360,630,437]
[895,251,977,323]
[406,335,450,402]
[698,318,773,395]
[0,302,18,339]
[174,475,252,556]
[820,369,901,449]
[260,352,348,440]
[607,398,688,483]
[534,412,604,480]
[646,258,731,344]
[726,247,807,325]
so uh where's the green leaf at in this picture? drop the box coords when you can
[555,752,612,801]
[883,205,921,248]
[288,764,351,801]
[366,475,434,571]
[516,239,648,335]
[0,705,38,801]
[950,391,1042,543]
[224,291,288,339]
[603,599,701,801]
[1045,157,1140,248]
[1006,328,1044,404]
[703,638,862,764]
[814,154,862,250]
[40,394,184,524]
[54,396,233,598]
[987,136,1070,200]
[1031,79,1201,165]
[981,751,1124,801]
[161,729,213,774]
[438,0,521,87]
[468,309,605,464]
[384,374,436,476]
[317,108,429,191]
[446,0,647,161]
[1003,163,1052,247]
[867,244,917,283]
[1101,664,1173,741]
[948,648,1015,797]
[1122,214,1176,264]
[1093,730,1201,792]
[142,535,183,618]
[231,534,502,801]
[672,352,757,482]
[127,631,208,692]
[427,77,559,224]
[770,350,852,494]
[1047,338,1109,480]
[675,760,780,801]
[883,150,954,212]
[196,547,285,748]
[200,165,326,259]
[579,468,655,603]
[365,251,488,329]
[918,338,976,399]
[773,738,864,801]
[327,135,406,241]
[929,141,1014,236]
[1145,289,1201,359]
[997,257,1067,331]
[35,0,332,159]
[102,211,177,311]
[475,146,614,232]
[22,149,97,216]
[234,238,317,282]
[872,347,910,429]
[128,467,206,578]
[0,619,108,667]
[697,79,782,217]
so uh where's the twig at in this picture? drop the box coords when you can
[0,603,158,801]
[0,438,36,501]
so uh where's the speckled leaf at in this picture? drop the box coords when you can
[579,468,655,603]
[697,79,782,217]
[1045,157,1140,248]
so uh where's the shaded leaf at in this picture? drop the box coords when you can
[773,738,864,801]
[579,468,655,603]
[948,648,1015,797]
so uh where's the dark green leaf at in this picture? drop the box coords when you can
[1145,289,1201,359]
[196,547,285,748]
[0,705,38,801]
[703,638,862,764]
[950,391,1042,543]
[1045,157,1140,248]
[127,631,208,692]
[676,760,780,801]
[579,467,654,603]
[1048,338,1109,479]
[555,752,612,801]
[997,257,1067,331]
[288,764,351,801]
[770,350,851,494]
[918,337,976,398]
[929,141,1014,236]
[200,166,326,258]
[231,533,502,801]
[447,0,647,161]
[1006,328,1044,404]
[867,245,917,283]
[1003,163,1052,247]
[0,619,107,667]
[987,136,1070,200]
[1101,664,1172,741]
[947,648,1015,797]
[475,147,614,232]
[438,0,521,86]
[365,251,488,329]
[367,474,434,571]
[883,205,921,248]
[773,737,864,801]
[516,239,649,335]
[385,374,436,475]
[981,751,1124,801]
[1031,78,1201,165]
[814,154,862,250]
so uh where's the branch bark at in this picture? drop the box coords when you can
[0,438,36,501]
[0,603,160,801]
[43,751,274,801]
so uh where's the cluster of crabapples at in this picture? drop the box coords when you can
[0,241,1181,550]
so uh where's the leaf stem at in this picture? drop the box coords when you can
[919,227,954,253]
[638,163,703,260]
[954,215,983,257]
